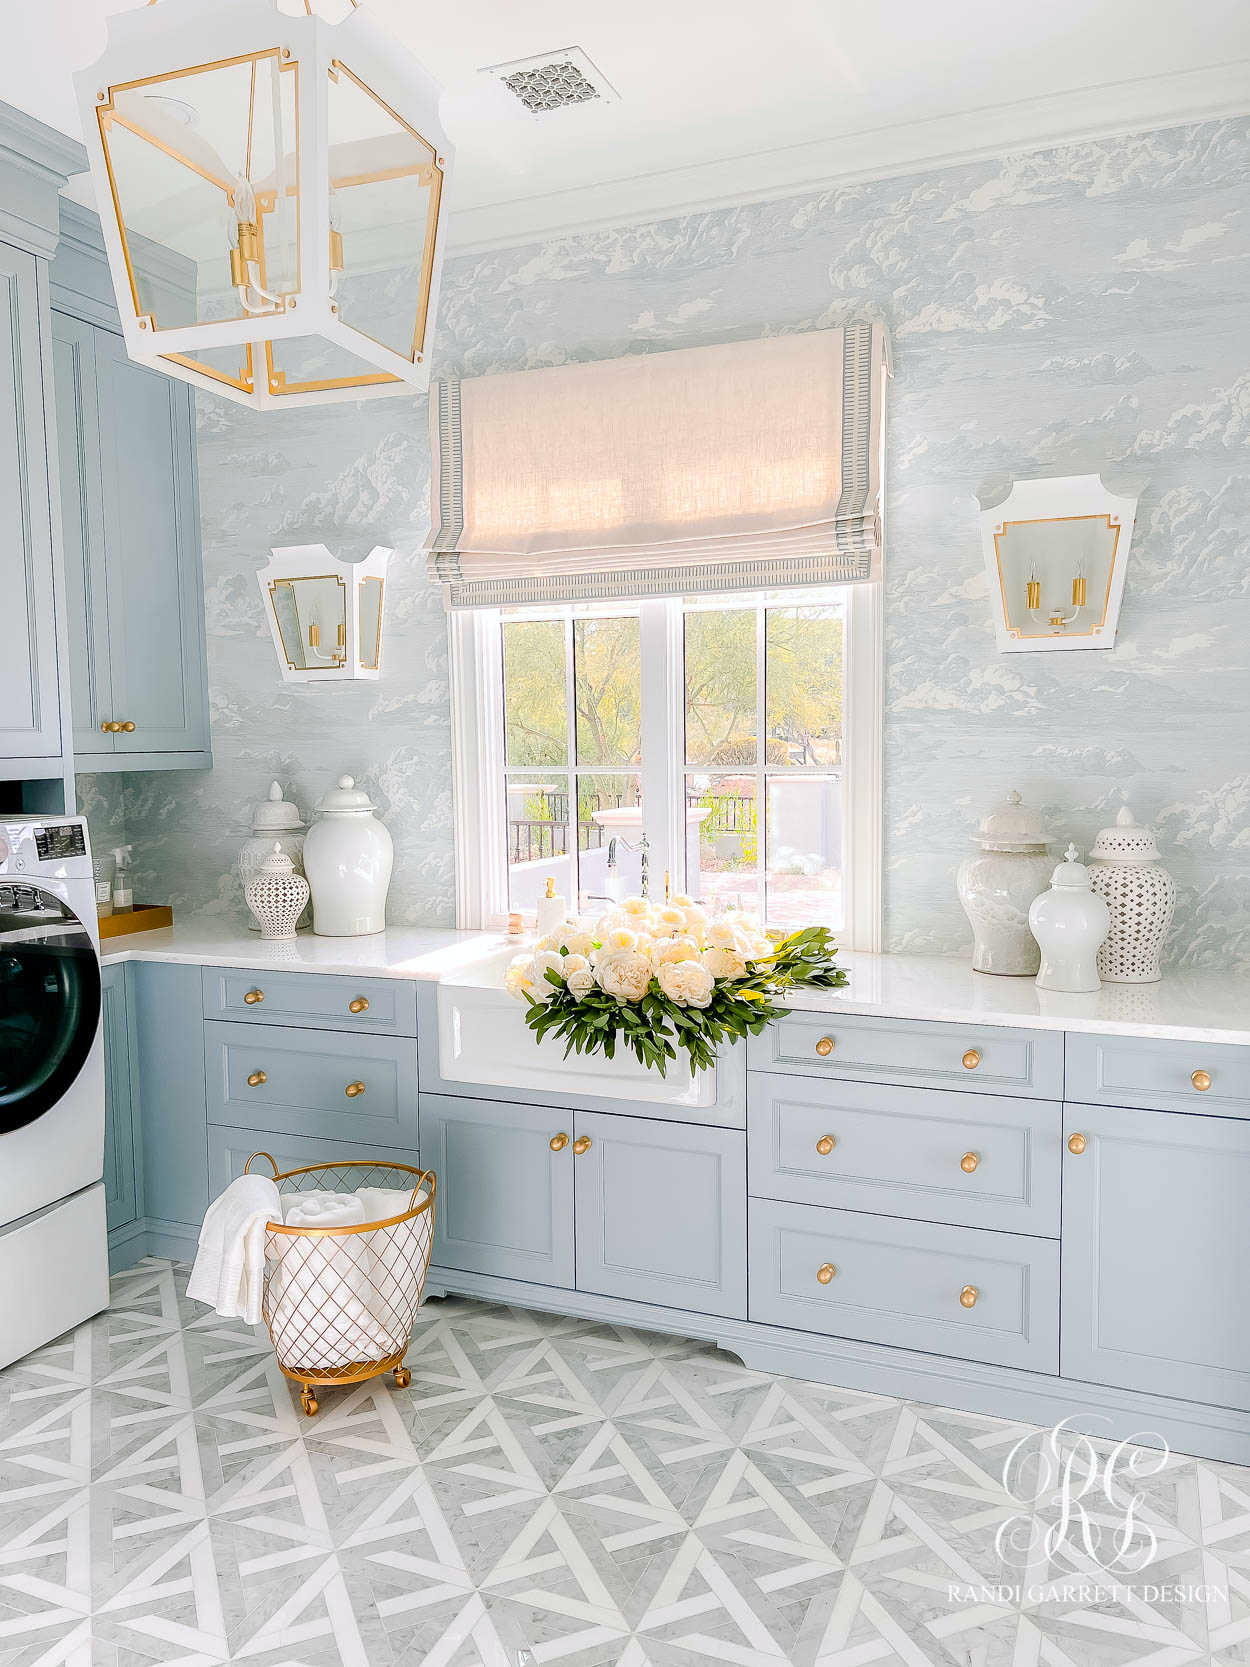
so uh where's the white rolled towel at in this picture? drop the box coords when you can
[356,1187,433,1332]
[187,1174,281,1326]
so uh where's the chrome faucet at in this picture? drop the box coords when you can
[585,832,650,906]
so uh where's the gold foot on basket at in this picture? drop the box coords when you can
[392,1365,411,1389]
[300,1388,319,1417]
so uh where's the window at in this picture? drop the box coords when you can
[450,585,882,948]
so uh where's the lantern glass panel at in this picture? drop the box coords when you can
[98,52,300,332]
[326,62,443,365]
[358,578,384,671]
[268,574,347,671]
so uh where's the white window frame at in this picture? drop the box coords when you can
[449,583,882,950]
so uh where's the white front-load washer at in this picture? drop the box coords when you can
[0,816,108,1369]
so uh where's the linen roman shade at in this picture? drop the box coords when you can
[426,320,890,608]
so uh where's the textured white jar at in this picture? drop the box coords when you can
[240,780,307,931]
[244,844,311,941]
[1029,844,1110,994]
[303,775,393,937]
[1088,806,1175,984]
[956,791,1053,976]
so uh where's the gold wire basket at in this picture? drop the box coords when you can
[245,1152,437,1417]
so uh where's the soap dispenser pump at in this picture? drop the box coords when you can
[111,845,134,915]
[536,875,567,939]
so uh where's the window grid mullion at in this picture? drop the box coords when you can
[564,614,578,907]
[756,604,767,922]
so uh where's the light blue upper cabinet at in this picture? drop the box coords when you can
[0,242,62,769]
[50,205,209,770]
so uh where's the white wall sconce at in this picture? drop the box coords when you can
[75,0,453,409]
[259,544,391,682]
[979,474,1138,652]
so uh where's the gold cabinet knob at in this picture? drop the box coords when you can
[246,1070,267,1087]
[816,1262,837,1285]
[572,1135,592,1156]
[1191,1069,1211,1092]
[549,1132,569,1152]
[348,996,370,1014]
[119,721,136,732]
[815,1134,836,1156]
[959,1285,979,1309]
[100,720,112,733]
[814,1036,835,1057]
[243,989,264,1005]
[962,1048,982,1070]
[1067,1132,1087,1155]
[345,1081,366,1098]
[960,1151,980,1173]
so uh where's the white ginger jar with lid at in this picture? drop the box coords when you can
[244,843,311,941]
[956,790,1053,975]
[1028,843,1110,994]
[303,774,393,937]
[240,780,307,930]
[1088,805,1175,983]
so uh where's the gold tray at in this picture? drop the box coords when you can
[98,904,172,939]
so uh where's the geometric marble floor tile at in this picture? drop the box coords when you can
[0,1261,1247,1667]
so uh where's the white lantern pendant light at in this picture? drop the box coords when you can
[75,0,453,408]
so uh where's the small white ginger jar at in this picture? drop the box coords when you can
[956,790,1053,976]
[1029,844,1110,994]
[1088,806,1175,984]
[303,775,393,937]
[244,844,310,941]
[240,781,307,931]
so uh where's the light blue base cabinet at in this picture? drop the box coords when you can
[101,963,145,1269]
[107,961,1250,1466]
[1060,1102,1250,1410]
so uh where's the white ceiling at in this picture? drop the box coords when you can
[8,0,1250,249]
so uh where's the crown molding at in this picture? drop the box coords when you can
[0,100,88,257]
[444,57,1250,255]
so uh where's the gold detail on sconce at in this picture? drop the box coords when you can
[247,1070,267,1087]
[1026,578,1041,610]
[816,1263,836,1285]
[345,1080,366,1098]
[1072,575,1087,607]
[960,1151,980,1173]
[243,988,264,1004]
[572,1135,592,1156]
[959,1284,979,1308]
[337,622,346,648]
[962,1049,982,1070]
[815,1134,836,1156]
[549,1132,569,1152]
[329,226,344,271]
[1067,1132,1087,1155]
[348,997,369,1014]
[1191,1069,1212,1092]
[815,1036,835,1057]
[308,623,321,648]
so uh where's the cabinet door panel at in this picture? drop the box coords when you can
[51,311,114,756]
[1061,1104,1250,1410]
[95,330,207,754]
[574,1111,745,1319]
[208,1125,423,1199]
[101,964,138,1232]
[0,244,61,762]
[421,1093,574,1288]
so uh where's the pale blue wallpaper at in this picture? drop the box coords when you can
[80,116,1250,966]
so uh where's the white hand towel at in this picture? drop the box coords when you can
[356,1187,426,1224]
[187,1174,281,1326]
[355,1187,433,1334]
[283,1193,367,1229]
[270,1191,385,1371]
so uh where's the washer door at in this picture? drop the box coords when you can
[0,884,101,1136]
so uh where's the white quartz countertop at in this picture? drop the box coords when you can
[98,917,1250,1046]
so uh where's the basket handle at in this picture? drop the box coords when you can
[245,1150,280,1177]
[409,1168,436,1211]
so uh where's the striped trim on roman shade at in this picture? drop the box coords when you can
[427,321,890,609]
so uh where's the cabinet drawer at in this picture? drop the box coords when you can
[1065,1032,1250,1118]
[205,1020,418,1148]
[208,1125,423,1201]
[202,967,417,1036]
[751,1010,1063,1099]
[749,1197,1059,1373]
[748,1076,1060,1236]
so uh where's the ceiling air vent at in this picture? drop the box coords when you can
[484,48,618,114]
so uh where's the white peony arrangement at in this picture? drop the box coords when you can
[506,895,847,1075]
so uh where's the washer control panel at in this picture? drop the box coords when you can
[34,824,87,863]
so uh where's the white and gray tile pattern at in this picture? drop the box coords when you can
[2,1262,1248,1665]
